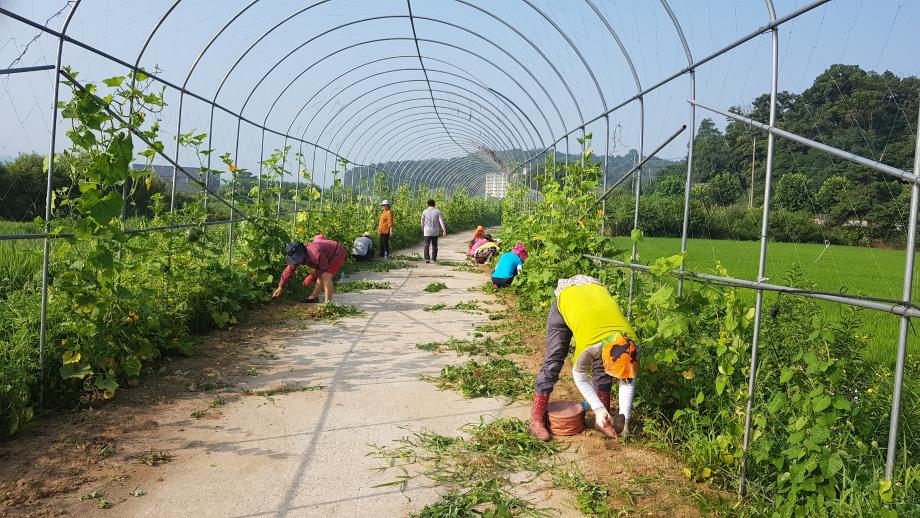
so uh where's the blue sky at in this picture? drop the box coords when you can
[1,0,918,185]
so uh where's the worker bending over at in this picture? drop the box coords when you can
[530,275,639,441]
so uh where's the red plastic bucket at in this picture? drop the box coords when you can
[547,400,585,436]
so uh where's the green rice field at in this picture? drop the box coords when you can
[609,236,920,364]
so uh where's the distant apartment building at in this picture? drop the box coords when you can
[131,164,220,193]
[484,173,508,198]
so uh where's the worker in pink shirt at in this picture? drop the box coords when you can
[272,238,347,303]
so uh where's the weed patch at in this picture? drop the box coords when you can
[351,259,412,273]
[428,359,532,401]
[416,334,527,356]
[391,254,423,262]
[135,449,173,466]
[242,384,324,398]
[423,304,446,312]
[372,418,559,516]
[303,302,365,322]
[475,322,513,333]
[452,300,483,313]
[423,282,448,293]
[336,280,392,293]
[553,469,620,517]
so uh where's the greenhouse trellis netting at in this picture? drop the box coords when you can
[1,0,918,497]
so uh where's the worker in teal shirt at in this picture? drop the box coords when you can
[491,243,527,288]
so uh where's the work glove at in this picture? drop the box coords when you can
[594,407,612,429]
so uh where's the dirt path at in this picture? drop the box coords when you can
[1,232,725,517]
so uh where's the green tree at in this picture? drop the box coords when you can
[693,118,732,183]
[705,172,743,206]
[814,175,851,214]
[0,153,68,220]
[773,173,812,212]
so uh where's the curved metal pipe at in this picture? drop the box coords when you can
[326,87,525,160]
[297,71,540,159]
[306,78,536,166]
[341,96,525,164]
[739,0,778,495]
[660,0,696,297]
[584,0,642,93]
[365,128,499,185]
[367,121,509,168]
[218,12,537,162]
[344,102,513,162]
[517,0,607,110]
[386,135,489,182]
[258,33,562,141]
[395,146,492,190]
[324,63,545,156]
[448,0,585,124]
[419,154,495,190]
[343,90,513,168]
[391,139,492,188]
[39,0,83,405]
[366,140,489,186]
[406,0,474,158]
[297,80,528,167]
[353,114,514,168]
[387,137,497,188]
[126,0,181,214]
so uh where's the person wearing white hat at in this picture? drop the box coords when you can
[377,200,393,259]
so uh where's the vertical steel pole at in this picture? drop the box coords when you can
[204,106,216,215]
[627,97,645,315]
[749,137,756,209]
[258,128,265,207]
[678,71,697,296]
[602,115,610,234]
[739,23,779,497]
[885,102,920,480]
[228,118,244,266]
[277,146,285,217]
[293,153,302,233]
[171,92,186,215]
[38,6,74,405]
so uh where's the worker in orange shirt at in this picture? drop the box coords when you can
[378,200,394,259]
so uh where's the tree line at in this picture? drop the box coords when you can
[607,64,919,246]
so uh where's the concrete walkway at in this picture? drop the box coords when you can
[104,232,535,517]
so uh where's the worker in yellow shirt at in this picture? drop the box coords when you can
[377,200,394,259]
[530,275,639,442]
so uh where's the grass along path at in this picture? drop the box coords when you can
[397,233,734,516]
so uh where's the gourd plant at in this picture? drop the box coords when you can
[52,67,166,399]
[499,135,620,309]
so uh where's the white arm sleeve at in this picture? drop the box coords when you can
[572,343,605,411]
